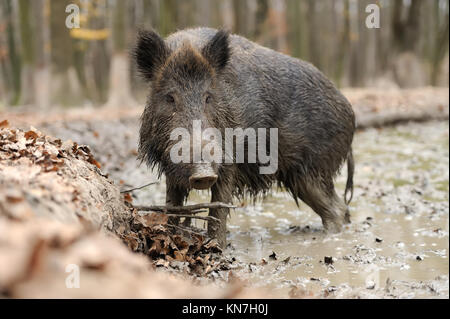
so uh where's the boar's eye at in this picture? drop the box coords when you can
[205,94,212,104]
[165,94,175,104]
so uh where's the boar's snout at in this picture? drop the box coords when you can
[189,164,218,190]
[189,175,218,190]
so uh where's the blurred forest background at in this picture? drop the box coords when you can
[0,0,448,108]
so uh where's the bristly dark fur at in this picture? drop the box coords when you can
[133,27,356,246]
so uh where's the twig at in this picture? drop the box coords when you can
[135,201,236,214]
[166,224,206,236]
[159,213,220,223]
[120,181,159,193]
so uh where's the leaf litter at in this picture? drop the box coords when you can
[0,125,241,292]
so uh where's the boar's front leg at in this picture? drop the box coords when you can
[208,184,232,249]
[165,182,188,226]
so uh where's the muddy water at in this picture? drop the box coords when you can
[190,121,449,297]
[43,119,449,298]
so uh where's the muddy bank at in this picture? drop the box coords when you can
[0,215,271,298]
[0,126,273,298]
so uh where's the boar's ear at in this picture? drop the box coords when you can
[202,30,230,71]
[133,29,170,81]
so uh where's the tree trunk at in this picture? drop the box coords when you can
[31,0,50,109]
[159,0,177,36]
[220,0,234,31]
[390,0,425,88]
[105,0,136,108]
[307,0,321,69]
[17,0,35,106]
[335,0,350,86]
[391,0,423,52]
[50,0,83,106]
[3,0,22,105]
[431,0,449,85]
[253,0,268,40]
[267,0,288,53]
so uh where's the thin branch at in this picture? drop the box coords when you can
[135,202,236,214]
[162,213,220,222]
[166,224,206,236]
[120,181,159,193]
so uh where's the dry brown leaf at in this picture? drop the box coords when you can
[6,195,24,204]
[24,130,38,141]
[123,193,133,203]
[138,212,168,226]
[87,156,101,169]
[0,120,9,128]
[174,250,185,261]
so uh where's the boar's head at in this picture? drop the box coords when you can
[134,29,236,190]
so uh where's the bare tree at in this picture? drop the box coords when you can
[31,0,50,108]
[105,0,136,108]
[391,0,426,87]
[267,0,288,53]
[17,0,35,105]
[307,0,321,69]
[50,0,83,106]
[392,0,423,53]
[220,0,234,30]
[431,0,449,85]
[0,0,21,105]
[335,0,350,86]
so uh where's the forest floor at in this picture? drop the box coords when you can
[0,87,448,298]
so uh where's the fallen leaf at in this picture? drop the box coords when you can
[138,212,168,226]
[6,195,24,204]
[0,119,9,128]
[24,130,39,140]
[87,156,101,169]
[123,193,133,203]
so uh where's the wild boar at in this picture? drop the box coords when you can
[134,27,355,247]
